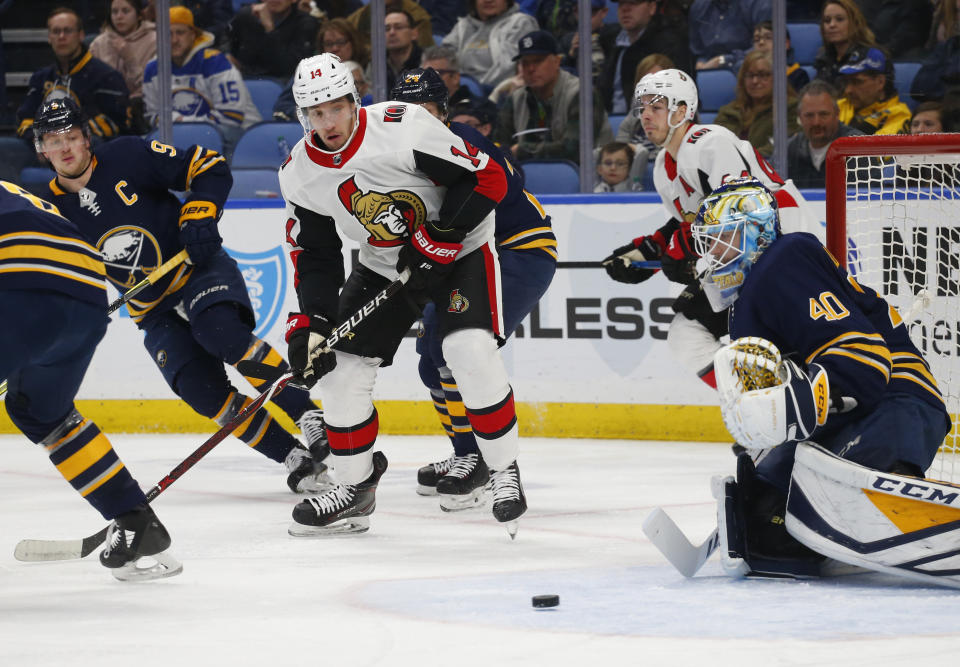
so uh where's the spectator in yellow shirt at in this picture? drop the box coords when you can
[836,47,911,135]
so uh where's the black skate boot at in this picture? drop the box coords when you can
[99,504,182,581]
[437,453,489,512]
[285,443,333,494]
[297,409,329,457]
[489,461,527,539]
[289,450,388,536]
[416,453,456,496]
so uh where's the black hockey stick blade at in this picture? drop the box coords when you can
[107,249,189,314]
[13,372,295,562]
[236,360,285,383]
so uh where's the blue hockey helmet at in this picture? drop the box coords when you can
[32,97,89,153]
[691,177,780,308]
[390,67,449,119]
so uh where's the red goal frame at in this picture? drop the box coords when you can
[824,133,960,265]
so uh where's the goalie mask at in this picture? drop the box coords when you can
[692,178,779,310]
[292,53,360,141]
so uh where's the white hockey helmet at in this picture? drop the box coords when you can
[633,68,699,125]
[292,53,360,135]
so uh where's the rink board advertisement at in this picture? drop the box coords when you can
[3,193,827,438]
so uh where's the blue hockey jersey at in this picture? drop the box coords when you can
[0,181,108,308]
[44,136,232,321]
[730,232,946,436]
[448,121,557,261]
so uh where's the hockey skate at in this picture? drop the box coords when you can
[284,443,333,494]
[437,453,489,512]
[489,461,527,539]
[416,453,456,496]
[289,450,388,536]
[99,504,182,582]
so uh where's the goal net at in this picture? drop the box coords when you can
[825,134,960,483]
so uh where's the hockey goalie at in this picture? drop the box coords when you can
[690,177,959,588]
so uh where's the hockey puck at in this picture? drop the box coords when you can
[532,594,560,609]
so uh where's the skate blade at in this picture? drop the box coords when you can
[110,552,183,582]
[416,485,439,497]
[505,520,519,540]
[439,489,487,512]
[288,516,370,537]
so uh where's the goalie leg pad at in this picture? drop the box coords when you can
[787,443,960,589]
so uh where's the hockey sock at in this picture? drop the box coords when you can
[214,392,301,463]
[325,409,379,484]
[235,336,317,421]
[44,416,147,520]
[439,367,480,457]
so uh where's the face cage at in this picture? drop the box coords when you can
[693,218,748,276]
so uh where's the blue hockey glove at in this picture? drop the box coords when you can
[178,201,222,267]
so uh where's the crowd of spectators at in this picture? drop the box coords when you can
[2,0,959,192]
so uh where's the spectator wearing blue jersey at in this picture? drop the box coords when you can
[143,6,261,151]
[16,7,130,142]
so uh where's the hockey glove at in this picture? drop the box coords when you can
[672,282,729,340]
[286,313,337,389]
[660,222,698,284]
[396,223,463,295]
[716,338,830,450]
[178,201,222,267]
[602,235,663,283]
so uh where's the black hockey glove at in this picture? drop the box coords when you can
[660,222,698,284]
[178,201,222,267]
[285,313,337,389]
[602,235,662,283]
[396,223,464,295]
[672,283,729,339]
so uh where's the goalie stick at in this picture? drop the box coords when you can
[13,371,297,562]
[642,507,720,577]
[13,268,411,562]
[0,249,189,397]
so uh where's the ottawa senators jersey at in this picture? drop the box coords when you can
[654,123,817,238]
[280,102,507,319]
[731,232,946,437]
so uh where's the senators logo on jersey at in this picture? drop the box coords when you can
[336,176,427,247]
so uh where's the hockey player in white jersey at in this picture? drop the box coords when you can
[602,69,817,387]
[278,53,527,536]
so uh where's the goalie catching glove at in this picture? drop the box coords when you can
[397,222,463,295]
[286,313,337,389]
[714,337,830,450]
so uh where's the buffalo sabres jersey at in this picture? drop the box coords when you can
[45,136,231,321]
[731,232,946,436]
[280,102,507,319]
[655,123,816,237]
[448,121,557,261]
[0,181,108,307]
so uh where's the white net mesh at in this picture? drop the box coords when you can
[840,149,960,482]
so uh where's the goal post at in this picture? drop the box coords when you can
[825,133,960,483]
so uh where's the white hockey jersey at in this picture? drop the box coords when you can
[279,102,507,315]
[653,123,820,240]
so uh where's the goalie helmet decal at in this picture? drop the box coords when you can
[692,177,779,309]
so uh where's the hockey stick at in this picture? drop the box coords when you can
[0,249,189,398]
[566,260,660,269]
[107,248,190,315]
[13,372,297,562]
[13,269,411,562]
[642,507,720,577]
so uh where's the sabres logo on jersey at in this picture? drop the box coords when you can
[448,288,469,313]
[96,226,162,288]
[337,176,427,247]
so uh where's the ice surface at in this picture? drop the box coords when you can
[2,434,959,666]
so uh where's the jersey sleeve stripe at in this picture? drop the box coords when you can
[0,244,107,276]
[818,347,892,380]
[891,371,945,403]
[804,331,886,365]
[0,265,108,290]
